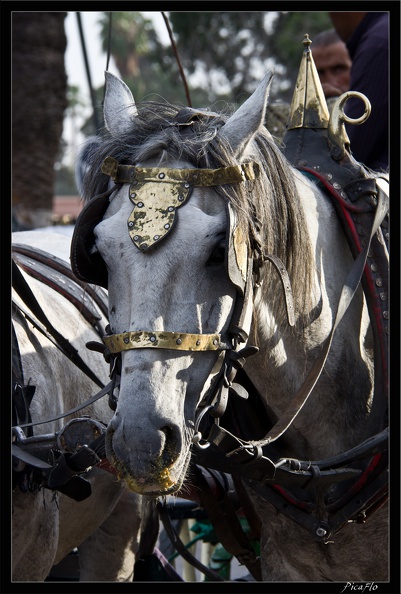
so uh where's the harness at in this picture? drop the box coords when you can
[69,132,388,577]
[12,245,112,501]
[13,36,389,581]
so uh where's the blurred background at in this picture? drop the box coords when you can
[11,10,332,229]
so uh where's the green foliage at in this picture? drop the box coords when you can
[168,11,332,102]
[74,10,334,132]
[169,12,277,100]
[269,11,332,96]
[97,12,185,104]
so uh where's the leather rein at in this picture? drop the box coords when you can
[12,245,114,500]
[192,169,388,547]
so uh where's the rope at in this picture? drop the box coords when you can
[161,12,192,107]
[76,12,101,132]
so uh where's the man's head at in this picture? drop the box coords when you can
[312,29,352,98]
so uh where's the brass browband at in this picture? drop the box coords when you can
[101,156,260,186]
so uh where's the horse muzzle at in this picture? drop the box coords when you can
[105,413,189,495]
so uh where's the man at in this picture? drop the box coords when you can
[312,29,352,99]
[329,12,389,171]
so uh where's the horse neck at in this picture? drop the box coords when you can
[246,177,373,459]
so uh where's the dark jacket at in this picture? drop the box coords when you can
[345,12,389,171]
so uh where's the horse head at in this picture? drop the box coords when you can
[72,71,277,495]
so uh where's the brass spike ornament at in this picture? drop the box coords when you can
[284,34,371,163]
[287,34,330,130]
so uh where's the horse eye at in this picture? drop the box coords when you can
[208,239,226,265]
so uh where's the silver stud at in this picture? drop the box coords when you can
[184,182,190,188]
[137,202,144,207]
[168,206,174,212]
[178,195,184,201]
[131,192,137,198]
[128,221,134,227]
[153,235,160,240]
[383,311,389,319]
[159,172,165,179]
[176,338,182,345]
[333,182,341,190]
[196,340,201,346]
[133,235,139,241]
[380,292,387,301]
[164,223,170,229]
[124,337,129,344]
[376,279,383,287]
[150,336,156,342]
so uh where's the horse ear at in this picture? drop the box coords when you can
[103,71,138,135]
[217,71,274,158]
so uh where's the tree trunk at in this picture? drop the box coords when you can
[12,12,68,228]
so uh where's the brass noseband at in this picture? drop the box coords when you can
[102,330,229,353]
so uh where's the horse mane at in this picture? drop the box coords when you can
[80,100,315,324]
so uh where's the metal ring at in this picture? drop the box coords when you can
[192,405,213,449]
[338,91,371,126]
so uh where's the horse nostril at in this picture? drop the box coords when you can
[160,426,178,466]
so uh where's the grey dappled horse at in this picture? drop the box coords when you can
[70,70,389,582]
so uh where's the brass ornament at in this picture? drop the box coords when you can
[103,330,227,353]
[127,179,191,251]
[100,156,260,251]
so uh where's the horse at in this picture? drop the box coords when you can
[12,229,152,582]
[70,66,389,582]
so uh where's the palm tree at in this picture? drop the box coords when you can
[12,12,68,229]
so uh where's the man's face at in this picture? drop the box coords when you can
[313,41,352,97]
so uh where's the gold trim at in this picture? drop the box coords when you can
[101,157,260,186]
[103,331,227,353]
[328,91,371,158]
[286,34,330,130]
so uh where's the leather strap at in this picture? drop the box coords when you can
[12,243,109,319]
[252,183,388,446]
[12,258,105,389]
[191,465,262,581]
[157,500,224,581]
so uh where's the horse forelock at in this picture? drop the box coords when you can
[81,100,314,324]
